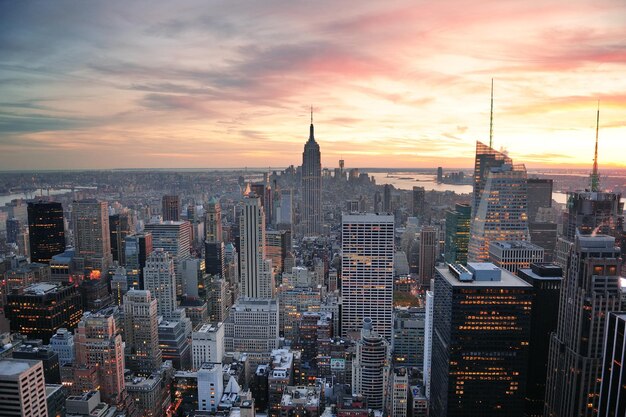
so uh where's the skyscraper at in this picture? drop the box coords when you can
[109,213,132,264]
[0,358,48,417]
[418,226,438,287]
[544,234,623,417]
[204,197,224,277]
[412,186,425,218]
[468,159,529,263]
[123,289,162,375]
[27,201,65,264]
[383,184,392,213]
[162,195,180,221]
[124,232,153,289]
[444,203,471,264]
[341,213,394,340]
[72,199,112,273]
[240,196,273,299]
[301,110,322,236]
[144,249,177,317]
[471,141,512,214]
[430,263,532,417]
[526,178,553,222]
[598,312,626,417]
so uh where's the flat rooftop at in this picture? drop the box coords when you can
[0,358,39,377]
[489,240,544,250]
[437,264,531,288]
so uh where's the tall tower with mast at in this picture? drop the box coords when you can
[590,102,600,192]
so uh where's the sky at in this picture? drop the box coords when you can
[1,0,625,171]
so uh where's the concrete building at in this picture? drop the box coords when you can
[418,226,438,286]
[197,362,223,412]
[389,367,409,417]
[50,328,75,366]
[126,372,170,417]
[123,289,163,375]
[0,358,48,417]
[392,307,425,367]
[224,298,279,356]
[162,195,180,222]
[192,322,225,370]
[240,196,274,299]
[144,249,177,317]
[488,240,544,274]
[301,114,322,236]
[72,199,112,273]
[280,385,322,417]
[598,312,626,417]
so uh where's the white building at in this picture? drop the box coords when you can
[240,196,274,299]
[144,249,177,317]
[422,290,434,399]
[192,322,225,370]
[198,362,223,412]
[341,213,394,340]
[488,240,544,274]
[49,328,74,366]
[0,358,48,417]
[390,368,409,417]
[224,298,279,355]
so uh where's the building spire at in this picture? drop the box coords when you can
[309,105,315,142]
[590,101,600,192]
[489,78,494,149]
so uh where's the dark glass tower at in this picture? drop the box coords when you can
[471,141,512,215]
[301,111,322,236]
[444,203,471,264]
[27,201,65,264]
[598,312,626,417]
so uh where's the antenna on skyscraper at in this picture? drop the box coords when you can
[311,105,313,124]
[590,100,600,192]
[489,78,494,149]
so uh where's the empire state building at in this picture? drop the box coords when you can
[301,111,322,236]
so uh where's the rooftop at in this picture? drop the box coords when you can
[438,263,531,288]
[489,240,544,250]
[0,358,40,377]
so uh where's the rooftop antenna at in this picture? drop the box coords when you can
[311,105,313,124]
[489,78,494,149]
[590,100,600,192]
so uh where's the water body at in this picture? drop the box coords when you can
[0,189,72,206]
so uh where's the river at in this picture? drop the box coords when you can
[0,189,72,206]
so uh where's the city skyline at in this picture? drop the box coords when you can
[1,0,626,170]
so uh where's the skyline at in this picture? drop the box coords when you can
[1,0,626,170]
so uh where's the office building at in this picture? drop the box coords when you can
[488,240,544,274]
[392,307,425,367]
[468,159,529,262]
[563,191,623,241]
[279,385,322,417]
[529,222,558,262]
[352,318,391,412]
[28,201,65,264]
[50,328,75,366]
[123,289,162,375]
[423,290,434,399]
[124,232,153,289]
[162,195,180,221]
[526,178,553,222]
[240,196,274,299]
[266,229,291,273]
[389,367,409,417]
[144,249,177,317]
[598,312,626,417]
[383,184,392,213]
[12,342,61,384]
[109,212,132,265]
[430,263,533,417]
[301,112,322,236]
[418,226,438,286]
[5,282,83,343]
[224,298,279,355]
[125,372,169,417]
[72,199,112,273]
[204,197,224,276]
[198,362,223,412]
[75,310,126,405]
[158,311,192,371]
[444,203,471,265]
[544,235,622,417]
[517,263,562,417]
[0,358,48,417]
[412,186,425,218]
[471,141,512,214]
[192,322,224,370]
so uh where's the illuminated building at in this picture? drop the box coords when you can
[27,201,65,264]
[204,197,224,277]
[12,341,60,384]
[563,191,623,241]
[266,229,291,273]
[5,282,83,344]
[162,195,180,222]
[123,289,162,375]
[409,385,428,417]
[468,160,529,263]
[144,249,177,317]
[240,196,274,299]
[341,213,394,340]
[544,234,622,417]
[488,240,544,274]
[444,203,471,264]
[50,328,74,366]
[392,307,425,367]
[75,310,126,405]
[124,232,153,289]
[598,312,626,417]
[158,311,192,371]
[389,367,409,417]
[179,296,208,329]
[72,199,112,273]
[301,111,322,236]
[471,141,512,215]
[197,362,223,412]
[279,385,322,417]
[6,217,20,244]
[192,322,224,370]
[0,358,48,417]
[517,263,562,417]
[268,349,297,417]
[430,263,532,417]
[125,372,169,417]
[278,286,321,340]
[352,318,391,412]
[79,269,113,312]
[418,226,438,287]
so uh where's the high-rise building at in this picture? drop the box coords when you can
[0,358,48,417]
[301,113,322,236]
[6,217,20,244]
[562,191,623,241]
[162,195,180,221]
[488,240,544,274]
[224,298,279,355]
[389,367,409,417]
[430,263,533,417]
[240,196,273,299]
[341,214,394,340]
[598,312,626,417]
[197,362,223,412]
[392,307,425,367]
[124,232,153,289]
[526,178,553,222]
[5,282,83,343]
[352,318,391,412]
[418,226,438,287]
[192,322,224,370]
[50,328,75,366]
[529,222,558,262]
[444,203,471,264]
[266,229,291,273]
[412,186,425,218]
[109,213,132,264]
[204,197,224,276]
[383,184,392,213]
[471,141,512,215]
[144,249,177,317]
[423,290,434,399]
[27,201,65,264]
[158,310,192,370]
[517,263,562,417]
[544,234,622,417]
[144,220,192,296]
[72,199,112,273]
[468,159,529,262]
[75,310,126,405]
[123,289,162,375]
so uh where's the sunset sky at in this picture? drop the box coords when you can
[1,0,625,170]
